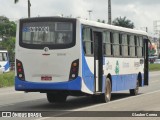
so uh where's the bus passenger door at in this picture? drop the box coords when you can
[93,31,103,93]
[144,38,149,85]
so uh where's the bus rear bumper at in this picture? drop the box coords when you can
[15,76,81,92]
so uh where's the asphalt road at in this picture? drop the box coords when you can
[0,71,160,120]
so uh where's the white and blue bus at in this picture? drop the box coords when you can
[15,17,149,103]
[0,50,10,73]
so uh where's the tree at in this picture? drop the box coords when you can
[0,16,16,41]
[112,16,134,29]
[0,16,16,62]
[97,19,106,23]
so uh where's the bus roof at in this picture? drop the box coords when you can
[19,17,148,36]
[78,18,148,36]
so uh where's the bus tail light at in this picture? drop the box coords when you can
[69,59,79,80]
[16,59,25,80]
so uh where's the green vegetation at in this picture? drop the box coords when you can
[0,16,16,62]
[149,64,160,71]
[112,16,134,29]
[0,71,14,88]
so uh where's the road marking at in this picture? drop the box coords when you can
[35,89,160,120]
[0,91,23,96]
[150,80,159,83]
[35,117,50,120]
[149,73,159,75]
[0,103,15,107]
[74,89,160,111]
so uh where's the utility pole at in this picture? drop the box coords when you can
[146,27,148,32]
[108,0,111,24]
[88,10,92,20]
[28,0,31,18]
[140,27,148,32]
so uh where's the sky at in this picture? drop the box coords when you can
[0,0,160,36]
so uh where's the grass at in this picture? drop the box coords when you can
[0,71,14,88]
[149,64,160,71]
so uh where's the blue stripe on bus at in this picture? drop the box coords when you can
[82,51,95,92]
[4,61,10,71]
[15,76,81,91]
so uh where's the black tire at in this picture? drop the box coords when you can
[46,93,67,103]
[101,78,112,102]
[130,79,139,96]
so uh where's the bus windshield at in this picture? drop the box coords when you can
[0,52,8,61]
[20,20,76,49]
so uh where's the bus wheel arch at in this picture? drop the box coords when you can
[138,72,142,87]
[107,74,112,91]
[129,73,141,96]
[101,75,112,103]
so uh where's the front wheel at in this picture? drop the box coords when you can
[130,79,139,96]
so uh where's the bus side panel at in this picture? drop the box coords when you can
[103,57,144,92]
[111,74,137,91]
[81,51,94,94]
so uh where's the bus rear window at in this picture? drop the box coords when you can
[20,19,76,49]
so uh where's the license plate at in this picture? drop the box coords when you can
[41,76,52,81]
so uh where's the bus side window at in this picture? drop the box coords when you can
[127,35,130,56]
[122,34,128,57]
[130,35,135,57]
[134,36,138,57]
[82,27,93,55]
[137,36,140,57]
[119,33,122,56]
[4,53,7,61]
[0,53,2,61]
[110,32,113,55]
[103,31,112,56]
[138,36,143,57]
[113,32,120,57]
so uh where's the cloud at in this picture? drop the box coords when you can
[112,0,160,5]
[0,0,160,34]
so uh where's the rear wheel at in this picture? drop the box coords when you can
[130,79,139,96]
[101,78,112,102]
[46,93,67,103]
